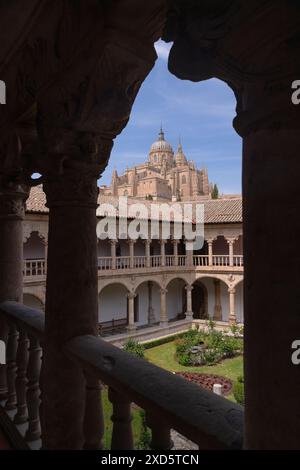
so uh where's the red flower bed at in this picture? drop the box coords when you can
[176,372,232,396]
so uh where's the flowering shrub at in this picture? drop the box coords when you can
[123,338,145,359]
[175,324,243,366]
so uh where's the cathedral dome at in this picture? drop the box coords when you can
[175,142,187,166]
[150,127,173,154]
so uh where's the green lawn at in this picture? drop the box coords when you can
[102,339,243,448]
[145,340,243,401]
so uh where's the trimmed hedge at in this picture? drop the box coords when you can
[233,375,245,405]
[143,331,189,350]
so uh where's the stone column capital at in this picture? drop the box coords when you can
[39,131,113,209]
[226,237,238,245]
[228,287,236,295]
[0,185,29,221]
[160,288,168,295]
[127,292,136,300]
[185,284,194,293]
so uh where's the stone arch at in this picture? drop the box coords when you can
[193,276,230,322]
[23,231,46,260]
[23,293,45,311]
[134,279,161,326]
[98,279,131,294]
[165,277,187,321]
[165,274,191,287]
[98,282,130,325]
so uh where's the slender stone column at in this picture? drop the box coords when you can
[128,240,135,269]
[160,239,166,267]
[184,285,193,319]
[0,184,28,399]
[207,238,214,266]
[145,239,151,268]
[159,288,168,327]
[226,238,236,267]
[127,292,136,331]
[110,240,117,270]
[185,240,193,267]
[41,133,112,449]
[228,288,236,325]
[147,281,155,324]
[213,280,222,321]
[172,239,179,266]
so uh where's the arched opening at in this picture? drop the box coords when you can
[23,231,45,260]
[235,280,244,324]
[192,280,208,319]
[134,280,161,326]
[166,278,186,321]
[98,283,129,334]
[23,293,44,311]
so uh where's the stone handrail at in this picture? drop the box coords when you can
[65,335,244,450]
[0,301,243,450]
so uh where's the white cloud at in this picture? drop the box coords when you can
[154,40,172,61]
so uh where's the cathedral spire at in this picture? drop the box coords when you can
[158,124,165,141]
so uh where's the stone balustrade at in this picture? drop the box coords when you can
[22,255,244,282]
[0,301,243,450]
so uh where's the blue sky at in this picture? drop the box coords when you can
[100,41,242,195]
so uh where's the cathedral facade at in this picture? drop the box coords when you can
[100,128,211,201]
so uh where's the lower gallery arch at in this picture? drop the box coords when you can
[134,280,161,327]
[235,280,244,324]
[23,293,44,311]
[192,277,230,322]
[98,283,129,326]
[166,278,187,321]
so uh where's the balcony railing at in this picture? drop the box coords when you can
[22,255,244,280]
[23,259,46,278]
[0,301,243,450]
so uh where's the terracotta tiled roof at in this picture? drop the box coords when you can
[201,198,242,224]
[26,186,242,223]
[26,186,48,214]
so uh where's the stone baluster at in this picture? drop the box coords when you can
[109,387,133,450]
[146,413,172,450]
[184,284,194,319]
[5,324,18,410]
[228,288,236,325]
[25,335,42,442]
[83,373,104,449]
[13,330,29,424]
[160,288,168,327]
